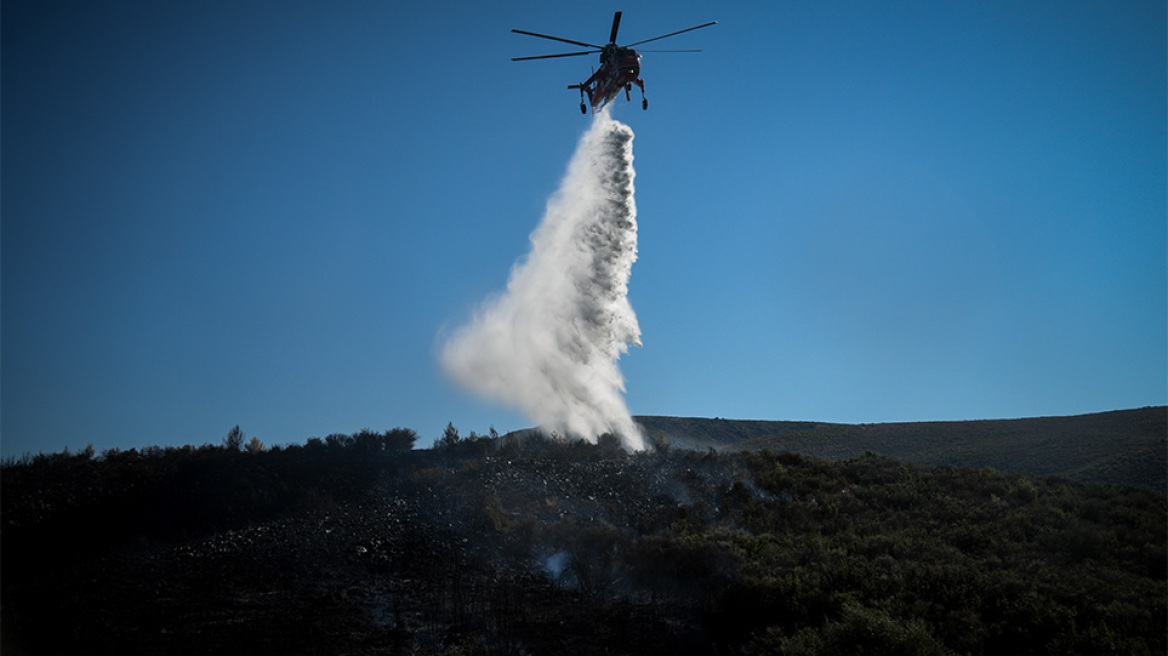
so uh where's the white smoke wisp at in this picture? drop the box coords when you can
[441,110,644,450]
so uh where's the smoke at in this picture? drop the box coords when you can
[441,110,644,450]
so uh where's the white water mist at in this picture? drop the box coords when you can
[441,111,644,450]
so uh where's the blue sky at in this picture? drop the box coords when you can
[4,0,1164,455]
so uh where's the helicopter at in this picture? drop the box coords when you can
[512,11,716,113]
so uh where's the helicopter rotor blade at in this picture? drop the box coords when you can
[625,21,717,47]
[636,49,703,53]
[609,11,622,44]
[512,50,601,61]
[511,29,602,50]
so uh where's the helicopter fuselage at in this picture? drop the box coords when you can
[573,46,644,111]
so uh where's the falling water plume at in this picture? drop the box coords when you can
[441,109,644,450]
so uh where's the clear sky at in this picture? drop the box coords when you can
[4,0,1165,456]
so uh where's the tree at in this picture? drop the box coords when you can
[384,427,418,452]
[435,422,461,449]
[597,432,624,456]
[352,429,383,453]
[223,425,245,451]
[245,436,266,454]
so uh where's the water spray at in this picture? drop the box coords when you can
[441,110,644,450]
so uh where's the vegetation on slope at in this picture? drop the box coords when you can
[2,426,1165,655]
[637,407,1167,492]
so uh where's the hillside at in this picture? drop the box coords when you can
[636,407,1167,492]
[3,429,1165,655]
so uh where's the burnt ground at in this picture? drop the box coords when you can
[3,433,1165,654]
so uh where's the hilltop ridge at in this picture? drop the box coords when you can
[636,407,1166,492]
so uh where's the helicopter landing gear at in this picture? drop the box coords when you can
[572,84,590,115]
[634,78,648,110]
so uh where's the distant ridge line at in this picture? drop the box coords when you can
[635,407,1167,492]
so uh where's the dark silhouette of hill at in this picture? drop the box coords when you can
[637,407,1167,492]
[3,424,1165,655]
